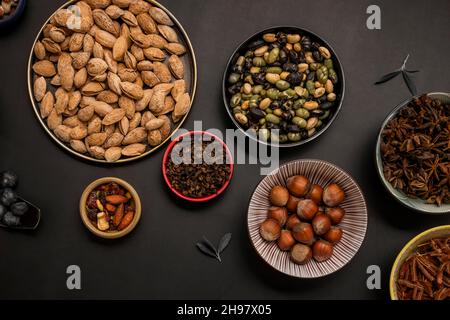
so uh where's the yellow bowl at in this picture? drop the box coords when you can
[389,225,450,299]
[79,177,142,239]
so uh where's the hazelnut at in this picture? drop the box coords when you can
[292,222,315,245]
[307,184,323,204]
[296,199,318,220]
[290,243,312,265]
[323,227,343,244]
[312,213,331,235]
[260,218,281,241]
[269,185,290,206]
[286,175,310,197]
[323,183,345,207]
[325,207,345,225]
[286,214,301,230]
[277,230,296,251]
[312,240,334,262]
[286,195,300,213]
[267,206,288,226]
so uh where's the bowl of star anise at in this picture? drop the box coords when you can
[376,92,450,214]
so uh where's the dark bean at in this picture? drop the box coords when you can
[270,100,281,109]
[276,32,287,45]
[282,62,297,72]
[298,51,306,63]
[288,50,300,64]
[280,121,288,132]
[320,102,334,110]
[317,95,327,104]
[249,107,265,120]
[228,83,242,95]
[313,51,323,62]
[282,100,293,110]
[307,71,315,81]
[286,72,302,86]
[287,124,301,132]
[301,36,311,50]
[279,49,288,64]
[248,39,266,50]
[253,73,266,85]
[312,42,321,50]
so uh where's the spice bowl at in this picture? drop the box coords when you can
[375,92,450,215]
[223,26,345,147]
[162,131,234,202]
[247,159,367,278]
[79,177,141,239]
[0,0,26,30]
[389,225,450,300]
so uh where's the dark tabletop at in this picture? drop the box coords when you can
[0,0,449,300]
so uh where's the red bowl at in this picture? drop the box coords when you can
[162,131,234,202]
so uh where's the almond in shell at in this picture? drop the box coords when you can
[70,125,88,140]
[86,132,108,146]
[152,62,171,83]
[58,53,75,91]
[105,146,122,162]
[149,83,173,113]
[147,129,162,147]
[129,112,142,131]
[71,52,91,69]
[136,12,157,34]
[157,25,178,43]
[85,0,111,9]
[112,35,128,61]
[122,127,147,144]
[34,41,46,60]
[149,7,173,26]
[120,81,144,100]
[172,92,190,122]
[74,68,88,88]
[107,72,122,95]
[105,5,124,19]
[104,132,124,148]
[171,79,186,101]
[135,89,153,111]
[141,71,160,87]
[55,89,69,114]
[47,109,62,130]
[168,54,184,79]
[144,118,164,130]
[33,60,57,77]
[88,116,102,134]
[119,116,129,135]
[102,108,126,125]
[71,139,88,153]
[68,91,82,110]
[69,33,84,52]
[92,100,113,117]
[78,104,95,121]
[93,9,118,36]
[89,146,106,159]
[40,92,55,119]
[121,143,146,156]
[128,0,150,15]
[95,29,117,48]
[34,77,47,102]
[54,125,72,142]
[143,47,166,61]
[164,42,186,55]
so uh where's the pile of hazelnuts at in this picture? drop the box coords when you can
[259,175,346,265]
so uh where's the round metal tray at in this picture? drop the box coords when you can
[27,0,197,163]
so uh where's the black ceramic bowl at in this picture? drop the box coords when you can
[222,26,345,147]
[0,0,26,30]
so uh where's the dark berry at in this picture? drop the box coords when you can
[0,171,18,189]
[11,202,28,216]
[3,212,20,227]
[1,188,17,206]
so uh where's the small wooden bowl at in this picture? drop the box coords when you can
[79,177,141,239]
[389,225,450,300]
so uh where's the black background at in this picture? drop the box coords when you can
[0,0,449,300]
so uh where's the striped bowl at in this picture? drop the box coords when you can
[247,159,368,278]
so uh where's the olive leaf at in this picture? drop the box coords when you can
[402,71,417,96]
[217,233,232,254]
[374,70,401,84]
[196,233,232,262]
[374,54,419,96]
[196,242,218,260]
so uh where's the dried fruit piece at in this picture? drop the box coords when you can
[117,210,134,230]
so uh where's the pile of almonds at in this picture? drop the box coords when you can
[260,175,346,265]
[31,0,192,162]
